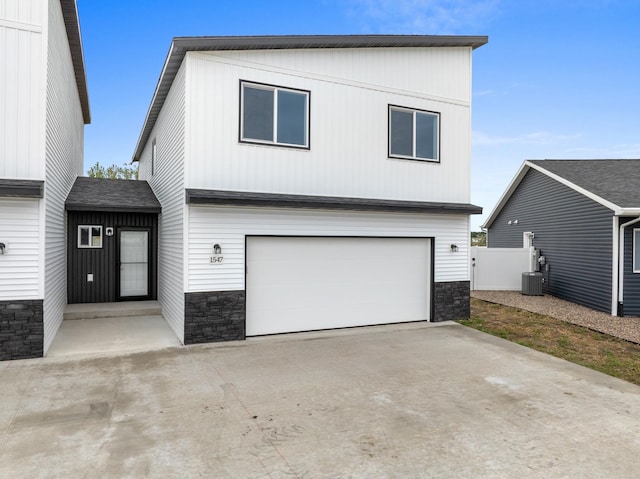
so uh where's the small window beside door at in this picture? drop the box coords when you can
[78,225,103,248]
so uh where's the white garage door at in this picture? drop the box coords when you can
[246,236,431,336]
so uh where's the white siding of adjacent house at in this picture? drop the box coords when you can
[138,63,186,343]
[42,0,85,353]
[184,48,472,204]
[0,0,46,180]
[186,205,470,293]
[0,199,41,300]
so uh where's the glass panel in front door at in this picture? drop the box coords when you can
[120,231,148,297]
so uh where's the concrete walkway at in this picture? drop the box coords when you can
[47,301,181,358]
[2,322,640,478]
[47,315,182,358]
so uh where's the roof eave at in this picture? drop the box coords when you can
[60,0,90,124]
[65,203,161,214]
[615,208,640,217]
[186,189,483,215]
[483,160,627,229]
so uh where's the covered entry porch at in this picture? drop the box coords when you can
[65,177,162,304]
[53,177,179,357]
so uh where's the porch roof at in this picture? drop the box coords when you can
[65,177,161,213]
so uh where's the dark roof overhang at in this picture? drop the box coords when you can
[0,179,44,198]
[186,189,482,215]
[60,0,90,124]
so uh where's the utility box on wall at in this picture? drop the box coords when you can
[522,272,543,296]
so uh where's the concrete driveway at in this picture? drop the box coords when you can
[2,322,640,478]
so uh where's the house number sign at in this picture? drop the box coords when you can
[210,243,224,264]
[210,255,224,264]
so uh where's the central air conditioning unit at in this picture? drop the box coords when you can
[522,272,543,296]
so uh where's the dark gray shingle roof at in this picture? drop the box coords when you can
[529,159,640,208]
[65,177,161,213]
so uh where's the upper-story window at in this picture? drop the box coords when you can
[388,105,440,162]
[240,81,310,149]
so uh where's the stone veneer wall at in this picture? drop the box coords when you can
[184,291,245,344]
[433,281,470,322]
[0,300,44,360]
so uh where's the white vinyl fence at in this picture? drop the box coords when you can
[470,247,536,291]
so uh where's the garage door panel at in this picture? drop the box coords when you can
[246,237,431,336]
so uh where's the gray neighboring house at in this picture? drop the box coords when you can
[483,159,640,316]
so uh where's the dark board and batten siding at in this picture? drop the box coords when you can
[67,212,158,304]
[623,224,640,316]
[488,169,613,313]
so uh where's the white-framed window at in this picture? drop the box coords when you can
[78,225,103,248]
[240,81,310,148]
[634,229,640,273]
[388,105,440,162]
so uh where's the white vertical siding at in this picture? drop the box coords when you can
[186,205,470,293]
[0,0,45,179]
[185,48,472,204]
[0,0,44,25]
[42,0,85,353]
[0,199,41,300]
[139,63,186,343]
[213,47,471,102]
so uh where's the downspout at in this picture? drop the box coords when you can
[615,216,640,316]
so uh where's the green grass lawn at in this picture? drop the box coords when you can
[459,298,640,386]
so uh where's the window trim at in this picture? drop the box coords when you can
[388,104,440,163]
[151,138,156,176]
[78,225,103,249]
[634,228,640,273]
[239,80,311,150]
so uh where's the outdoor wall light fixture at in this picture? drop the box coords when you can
[450,243,459,252]
[213,244,222,255]
[507,219,519,225]
[0,242,5,254]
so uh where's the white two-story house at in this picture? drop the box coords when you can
[0,0,90,360]
[133,35,487,344]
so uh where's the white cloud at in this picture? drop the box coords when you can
[473,89,496,97]
[346,0,502,34]
[473,130,582,146]
[563,143,640,159]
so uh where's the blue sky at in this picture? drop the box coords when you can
[77,0,640,230]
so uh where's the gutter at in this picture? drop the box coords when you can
[613,215,640,316]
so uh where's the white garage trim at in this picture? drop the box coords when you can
[246,236,432,336]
